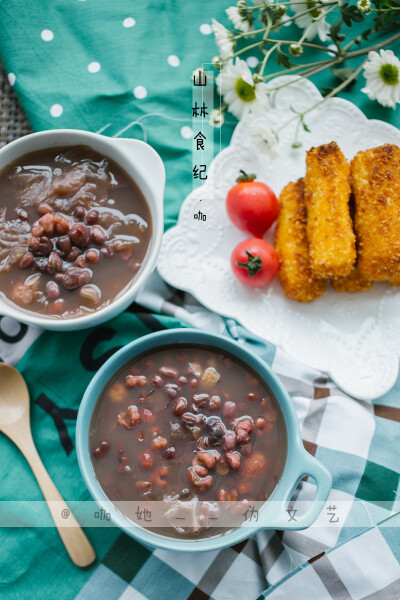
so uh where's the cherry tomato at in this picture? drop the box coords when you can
[226,170,278,238]
[231,238,279,288]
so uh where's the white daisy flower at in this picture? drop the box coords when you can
[211,18,235,60]
[250,119,278,155]
[362,49,400,109]
[292,2,330,42]
[216,57,269,119]
[209,108,225,127]
[226,1,254,33]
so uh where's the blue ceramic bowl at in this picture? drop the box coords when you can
[76,329,332,552]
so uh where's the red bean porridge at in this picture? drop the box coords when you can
[0,146,152,318]
[90,345,287,538]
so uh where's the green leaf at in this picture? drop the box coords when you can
[276,46,293,69]
[339,3,365,26]
[361,29,373,40]
[302,121,311,133]
[329,19,343,44]
[322,86,335,97]
[331,67,356,81]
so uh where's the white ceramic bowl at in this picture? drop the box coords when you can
[0,129,165,330]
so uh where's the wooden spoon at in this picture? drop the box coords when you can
[0,363,96,567]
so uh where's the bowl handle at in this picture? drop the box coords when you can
[263,452,332,531]
[110,138,165,206]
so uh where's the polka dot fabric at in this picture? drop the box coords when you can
[0,0,235,231]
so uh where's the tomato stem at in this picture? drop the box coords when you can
[236,169,257,183]
[235,249,263,277]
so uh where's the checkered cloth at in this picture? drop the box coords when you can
[1,272,400,600]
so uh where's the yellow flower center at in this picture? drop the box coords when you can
[235,77,256,102]
[379,63,399,86]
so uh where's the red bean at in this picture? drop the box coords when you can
[223,430,236,451]
[126,375,148,388]
[225,451,241,470]
[247,392,259,402]
[38,237,53,256]
[70,223,91,248]
[76,256,86,268]
[197,451,217,469]
[74,206,85,221]
[47,252,63,273]
[92,225,107,245]
[163,446,177,459]
[85,210,99,225]
[178,376,188,385]
[209,395,221,411]
[206,416,226,439]
[142,408,155,423]
[18,209,29,221]
[28,236,39,253]
[100,245,114,259]
[135,480,152,491]
[38,213,55,236]
[55,215,71,235]
[66,247,81,262]
[19,252,34,269]
[159,366,179,379]
[86,250,99,264]
[189,378,198,391]
[173,396,188,416]
[46,281,60,301]
[187,467,213,492]
[56,235,72,254]
[235,417,254,444]
[223,401,237,419]
[37,202,54,215]
[93,440,110,459]
[152,375,163,387]
[193,393,209,408]
[139,452,152,469]
[152,436,168,450]
[62,268,92,290]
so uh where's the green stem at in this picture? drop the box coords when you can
[275,60,366,135]
[267,59,337,92]
[259,42,279,76]
[345,30,400,59]
[264,38,338,54]
[263,57,335,80]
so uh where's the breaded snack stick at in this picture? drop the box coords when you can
[352,144,400,281]
[275,179,326,302]
[332,267,373,293]
[304,142,356,278]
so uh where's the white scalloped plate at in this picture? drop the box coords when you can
[158,76,400,401]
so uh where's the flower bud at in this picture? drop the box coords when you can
[212,55,224,71]
[209,108,225,128]
[356,0,371,13]
[289,43,303,57]
[252,73,264,83]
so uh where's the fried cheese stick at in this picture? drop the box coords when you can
[331,267,373,293]
[275,179,326,302]
[304,142,356,279]
[352,144,400,281]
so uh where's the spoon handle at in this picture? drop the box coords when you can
[18,430,96,567]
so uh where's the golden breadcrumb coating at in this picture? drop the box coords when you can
[352,144,400,281]
[331,267,373,293]
[275,179,326,302]
[304,142,356,279]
